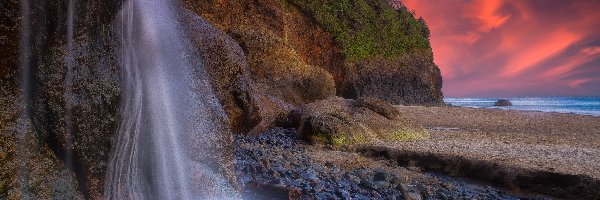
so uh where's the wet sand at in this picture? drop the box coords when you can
[357,106,600,198]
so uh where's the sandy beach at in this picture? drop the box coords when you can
[355,105,600,198]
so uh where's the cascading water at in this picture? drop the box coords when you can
[63,0,76,173]
[104,0,238,199]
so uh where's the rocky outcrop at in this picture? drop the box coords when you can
[183,0,444,106]
[27,17,121,200]
[183,0,339,132]
[2,0,444,198]
[297,97,428,146]
[344,55,443,105]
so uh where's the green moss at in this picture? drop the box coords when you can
[280,0,293,12]
[386,128,429,141]
[311,132,369,146]
[288,0,431,61]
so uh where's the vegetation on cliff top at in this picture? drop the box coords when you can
[285,0,431,61]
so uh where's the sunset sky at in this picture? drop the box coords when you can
[403,0,600,97]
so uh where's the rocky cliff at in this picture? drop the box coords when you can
[1,0,443,198]
[183,0,443,105]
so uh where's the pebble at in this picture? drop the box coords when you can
[234,128,549,199]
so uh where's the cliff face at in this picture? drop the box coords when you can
[183,0,444,105]
[1,0,443,198]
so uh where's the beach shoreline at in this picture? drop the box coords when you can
[359,105,600,198]
[235,105,600,199]
[444,96,600,117]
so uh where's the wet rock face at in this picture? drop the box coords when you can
[9,1,125,198]
[183,0,338,134]
[6,1,245,198]
[297,97,428,146]
[181,9,261,134]
[1,1,85,198]
[0,99,83,199]
[495,99,513,106]
[0,0,19,89]
[27,15,121,200]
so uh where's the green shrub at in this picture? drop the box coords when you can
[286,0,431,61]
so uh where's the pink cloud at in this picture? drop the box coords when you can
[543,46,600,79]
[465,0,511,32]
[501,30,582,77]
[403,0,600,97]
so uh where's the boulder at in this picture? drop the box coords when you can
[297,97,428,146]
[247,92,297,135]
[494,99,513,106]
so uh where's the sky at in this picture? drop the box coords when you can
[402,0,600,97]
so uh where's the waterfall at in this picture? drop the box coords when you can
[63,0,76,174]
[104,0,238,199]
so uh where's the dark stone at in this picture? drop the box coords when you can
[242,182,301,200]
[316,192,337,200]
[494,99,513,106]
[23,1,122,197]
[360,180,376,189]
[373,170,388,182]
[335,189,351,199]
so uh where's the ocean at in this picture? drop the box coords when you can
[444,97,600,117]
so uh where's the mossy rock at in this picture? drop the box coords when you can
[354,97,401,120]
[302,113,367,146]
[298,97,428,146]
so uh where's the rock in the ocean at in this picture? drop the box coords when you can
[297,97,428,146]
[494,99,513,106]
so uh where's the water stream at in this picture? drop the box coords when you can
[64,0,76,175]
[104,0,238,199]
